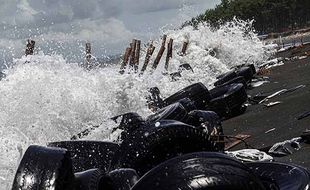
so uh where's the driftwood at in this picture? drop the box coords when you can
[25,40,35,56]
[224,134,251,150]
[152,35,167,70]
[141,43,155,73]
[120,47,132,74]
[165,38,173,70]
[134,40,141,72]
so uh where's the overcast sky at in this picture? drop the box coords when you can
[0,0,220,65]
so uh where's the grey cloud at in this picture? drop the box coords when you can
[0,0,220,66]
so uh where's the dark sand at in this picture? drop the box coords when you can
[223,45,310,168]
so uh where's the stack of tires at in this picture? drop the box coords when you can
[12,108,225,190]
[11,64,310,189]
[146,64,256,119]
[12,145,310,190]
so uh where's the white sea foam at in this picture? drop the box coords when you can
[0,19,273,188]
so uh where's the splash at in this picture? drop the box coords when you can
[0,19,273,188]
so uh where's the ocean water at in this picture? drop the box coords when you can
[0,19,273,188]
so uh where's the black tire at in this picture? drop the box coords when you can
[208,83,248,118]
[186,110,224,151]
[178,97,197,111]
[170,71,182,81]
[12,145,74,190]
[74,169,106,190]
[111,112,145,131]
[248,64,256,74]
[131,152,266,190]
[186,110,221,128]
[236,66,254,83]
[163,82,211,110]
[217,76,247,89]
[48,141,119,173]
[107,168,139,190]
[179,63,194,72]
[214,70,237,86]
[146,102,188,123]
[146,87,165,110]
[246,162,310,190]
[111,113,145,141]
[112,120,219,175]
[146,99,197,124]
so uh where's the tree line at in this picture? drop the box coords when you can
[184,0,310,34]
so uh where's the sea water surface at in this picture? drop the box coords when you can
[0,19,273,189]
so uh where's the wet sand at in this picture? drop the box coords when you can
[223,46,310,167]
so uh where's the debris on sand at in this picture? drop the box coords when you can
[297,111,310,120]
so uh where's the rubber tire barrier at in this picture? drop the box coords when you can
[208,83,248,118]
[48,141,119,173]
[74,169,106,190]
[131,152,266,190]
[235,66,254,83]
[248,64,256,74]
[163,82,211,110]
[214,70,237,86]
[111,112,145,141]
[217,76,247,89]
[246,162,310,190]
[12,145,74,190]
[186,110,221,128]
[179,63,194,72]
[146,87,165,111]
[170,71,182,81]
[186,110,224,151]
[107,168,139,190]
[111,112,145,131]
[112,120,219,175]
[146,99,196,124]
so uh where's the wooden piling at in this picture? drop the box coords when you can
[134,40,141,72]
[165,38,173,70]
[129,39,137,69]
[141,43,155,73]
[181,41,188,56]
[152,35,167,70]
[120,47,132,74]
[85,43,91,68]
[25,40,35,56]
[161,35,167,47]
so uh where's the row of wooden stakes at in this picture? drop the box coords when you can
[24,36,189,73]
[120,35,189,74]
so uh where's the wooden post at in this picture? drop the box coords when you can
[165,38,173,70]
[85,43,91,69]
[141,44,155,74]
[181,41,188,56]
[134,40,141,72]
[152,35,167,70]
[161,35,167,47]
[120,47,132,74]
[129,39,137,69]
[25,40,35,56]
